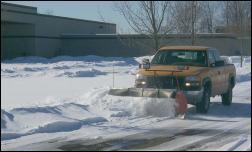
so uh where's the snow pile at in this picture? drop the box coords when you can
[1,87,176,141]
[81,88,176,118]
[1,110,14,129]
[23,67,48,72]
[108,96,176,117]
[233,57,251,83]
[1,102,108,140]
[1,69,15,73]
[221,56,251,82]
[226,56,251,66]
[236,72,251,83]
[57,68,107,77]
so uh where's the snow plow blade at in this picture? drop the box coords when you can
[108,88,176,98]
[108,88,188,116]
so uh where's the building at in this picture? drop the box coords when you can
[59,33,248,57]
[1,2,116,59]
[1,2,251,60]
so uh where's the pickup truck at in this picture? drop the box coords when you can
[135,46,236,113]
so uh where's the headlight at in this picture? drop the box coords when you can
[141,81,146,85]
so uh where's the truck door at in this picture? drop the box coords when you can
[207,50,221,96]
[213,49,229,94]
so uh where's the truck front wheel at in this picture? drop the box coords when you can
[196,86,210,113]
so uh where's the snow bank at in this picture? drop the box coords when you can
[220,56,251,83]
[4,55,249,79]
[1,87,176,141]
[23,67,48,72]
[1,110,14,129]
[234,57,251,83]
[1,102,108,140]
[3,55,139,65]
[1,69,15,73]
[1,55,139,78]
[57,69,107,77]
[236,72,251,83]
[30,117,107,134]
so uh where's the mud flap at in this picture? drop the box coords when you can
[175,91,188,116]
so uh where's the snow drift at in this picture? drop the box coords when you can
[1,87,176,141]
[57,69,107,77]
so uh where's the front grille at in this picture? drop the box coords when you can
[135,76,201,90]
[145,76,184,89]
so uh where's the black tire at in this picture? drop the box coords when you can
[196,86,210,113]
[221,85,232,106]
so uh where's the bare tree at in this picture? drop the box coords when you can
[115,1,173,52]
[170,1,202,45]
[170,1,193,33]
[199,1,217,33]
[221,1,251,67]
[221,1,251,34]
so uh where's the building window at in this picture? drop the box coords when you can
[99,25,103,29]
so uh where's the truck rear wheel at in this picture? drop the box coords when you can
[196,86,210,113]
[221,85,232,106]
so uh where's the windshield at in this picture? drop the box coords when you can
[151,50,207,66]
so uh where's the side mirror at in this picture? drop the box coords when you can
[215,60,225,66]
[139,58,150,69]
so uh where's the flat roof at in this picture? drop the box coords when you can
[1,2,116,26]
[159,46,211,51]
[1,2,37,10]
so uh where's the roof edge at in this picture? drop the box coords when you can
[1,3,116,26]
[1,2,37,10]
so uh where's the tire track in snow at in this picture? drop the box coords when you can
[54,117,248,151]
[169,120,251,151]
[124,118,250,151]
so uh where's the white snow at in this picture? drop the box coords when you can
[1,55,251,151]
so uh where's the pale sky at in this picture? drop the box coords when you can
[3,1,133,33]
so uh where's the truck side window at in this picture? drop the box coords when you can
[208,50,215,64]
[213,49,221,61]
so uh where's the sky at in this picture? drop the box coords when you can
[3,1,133,33]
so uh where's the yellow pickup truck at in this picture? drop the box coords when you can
[135,46,236,113]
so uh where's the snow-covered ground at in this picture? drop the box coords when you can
[1,55,251,151]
